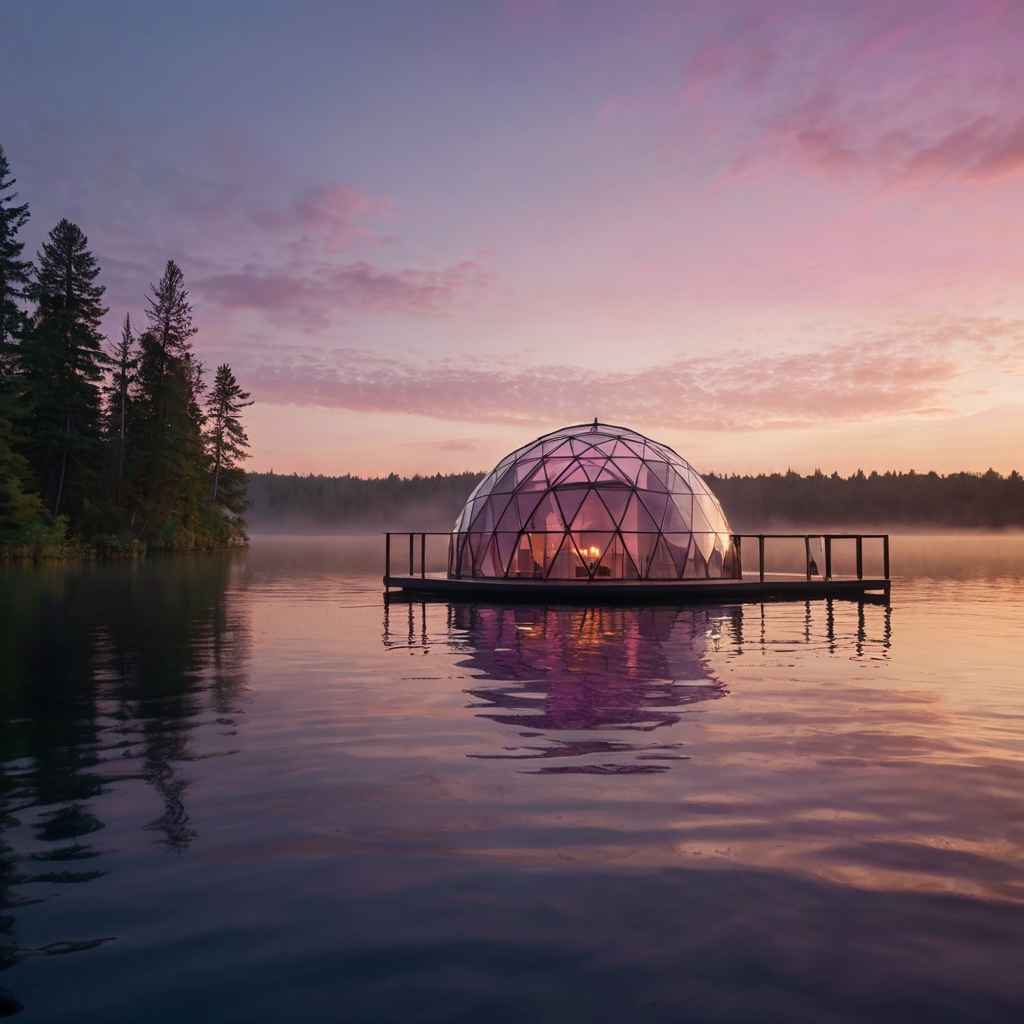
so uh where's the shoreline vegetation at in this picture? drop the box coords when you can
[1,144,252,560]
[246,467,1024,535]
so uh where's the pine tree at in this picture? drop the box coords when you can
[0,144,33,364]
[0,143,48,546]
[207,363,252,501]
[142,259,196,418]
[128,261,214,546]
[21,219,108,518]
[104,312,137,481]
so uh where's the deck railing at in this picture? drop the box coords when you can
[385,532,890,586]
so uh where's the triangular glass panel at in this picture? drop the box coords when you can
[595,464,629,486]
[621,528,643,578]
[639,464,669,492]
[495,531,520,577]
[544,532,572,578]
[571,490,616,531]
[663,533,692,578]
[495,495,521,533]
[472,497,496,534]
[513,457,542,484]
[685,539,709,579]
[610,457,645,485]
[636,488,670,530]
[557,464,592,486]
[616,438,647,460]
[490,466,518,495]
[662,496,692,534]
[575,532,616,577]
[707,536,725,577]
[541,456,575,487]
[595,486,631,526]
[645,535,677,579]
[579,457,608,482]
[525,491,564,532]
[690,502,713,538]
[515,490,545,529]
[594,533,626,578]
[621,492,661,534]
[541,438,570,456]
[664,466,691,498]
[555,485,590,527]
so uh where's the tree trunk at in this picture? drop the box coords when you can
[54,413,70,516]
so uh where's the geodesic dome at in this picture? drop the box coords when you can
[449,422,739,581]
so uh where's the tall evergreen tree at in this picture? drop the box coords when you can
[128,261,212,545]
[104,312,137,482]
[21,219,108,517]
[0,143,48,545]
[0,143,33,364]
[207,363,252,501]
[142,259,196,418]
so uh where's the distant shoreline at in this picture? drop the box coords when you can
[245,469,1024,533]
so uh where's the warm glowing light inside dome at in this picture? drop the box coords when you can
[448,422,739,581]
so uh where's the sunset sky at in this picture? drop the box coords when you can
[2,0,1023,477]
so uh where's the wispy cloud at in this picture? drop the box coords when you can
[197,260,493,325]
[248,184,398,250]
[680,3,1024,192]
[242,318,1024,431]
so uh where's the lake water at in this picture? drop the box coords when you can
[2,535,1024,1022]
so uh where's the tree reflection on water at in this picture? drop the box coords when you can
[0,554,250,999]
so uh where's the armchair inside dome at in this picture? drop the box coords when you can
[449,422,740,581]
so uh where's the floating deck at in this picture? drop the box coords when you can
[384,573,890,604]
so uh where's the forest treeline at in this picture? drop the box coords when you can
[247,471,487,532]
[706,469,1024,530]
[248,467,1024,533]
[0,144,252,557]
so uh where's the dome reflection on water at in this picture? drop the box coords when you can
[448,604,736,772]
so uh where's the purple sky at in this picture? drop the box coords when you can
[3,0,1023,476]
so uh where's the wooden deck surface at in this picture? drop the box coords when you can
[383,574,891,604]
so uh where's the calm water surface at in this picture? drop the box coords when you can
[2,535,1024,1021]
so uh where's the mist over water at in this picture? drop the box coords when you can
[1,536,1024,1021]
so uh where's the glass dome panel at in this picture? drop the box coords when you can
[450,422,739,580]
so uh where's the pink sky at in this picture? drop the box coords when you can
[3,0,1023,476]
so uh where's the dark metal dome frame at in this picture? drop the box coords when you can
[448,421,740,582]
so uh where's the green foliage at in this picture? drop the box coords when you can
[0,143,52,550]
[19,219,108,517]
[0,146,253,558]
[0,143,32,357]
[120,262,249,550]
[246,471,488,532]
[246,468,1024,534]
[706,469,1024,530]
[207,363,252,541]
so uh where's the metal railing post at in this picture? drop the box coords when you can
[883,535,890,580]
[421,532,426,578]
[758,535,765,583]
[804,536,811,581]
[856,535,863,580]
[385,533,391,588]
[409,533,414,576]
[734,535,742,577]
[824,536,832,580]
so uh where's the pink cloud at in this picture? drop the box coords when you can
[240,317,1024,431]
[250,184,397,249]
[763,99,1024,188]
[197,260,493,323]
[677,3,1024,192]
